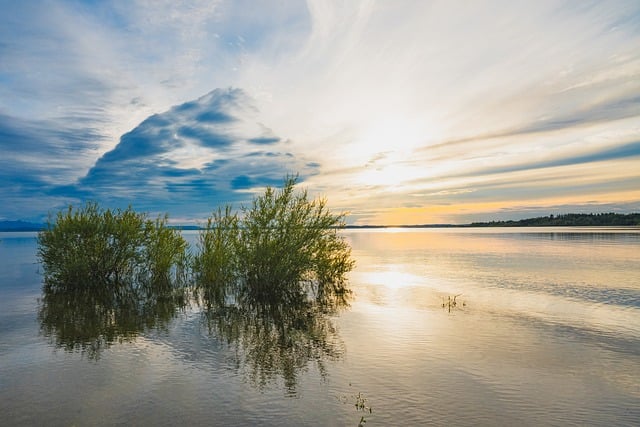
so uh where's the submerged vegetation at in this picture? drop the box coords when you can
[190,176,354,390]
[195,175,354,307]
[37,203,189,358]
[441,294,466,312]
[37,177,355,371]
[38,203,188,291]
[338,389,374,426]
[38,176,353,299]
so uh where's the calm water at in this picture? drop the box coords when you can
[1,228,639,426]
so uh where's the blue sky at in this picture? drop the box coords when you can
[1,0,639,224]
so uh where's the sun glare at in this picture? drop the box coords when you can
[345,116,436,187]
[344,117,429,161]
[357,269,424,290]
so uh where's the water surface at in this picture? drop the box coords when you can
[1,228,639,426]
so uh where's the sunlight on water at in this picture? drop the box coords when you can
[339,228,640,425]
[1,228,639,426]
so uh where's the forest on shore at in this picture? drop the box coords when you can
[467,213,640,227]
[345,213,640,228]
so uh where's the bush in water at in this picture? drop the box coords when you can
[38,203,188,292]
[195,176,355,306]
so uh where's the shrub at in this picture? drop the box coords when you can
[196,176,355,306]
[139,214,190,289]
[193,205,240,303]
[38,203,188,291]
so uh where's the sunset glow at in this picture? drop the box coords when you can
[0,1,638,224]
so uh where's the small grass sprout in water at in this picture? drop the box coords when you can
[442,294,466,312]
[338,387,373,426]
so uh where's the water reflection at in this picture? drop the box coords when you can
[200,292,348,393]
[39,281,187,360]
[38,274,349,391]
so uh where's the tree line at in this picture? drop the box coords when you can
[469,213,640,227]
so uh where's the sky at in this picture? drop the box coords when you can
[1,0,639,225]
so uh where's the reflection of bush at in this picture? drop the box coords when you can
[39,284,186,360]
[203,296,348,392]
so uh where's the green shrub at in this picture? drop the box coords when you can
[139,214,190,289]
[193,205,240,303]
[196,176,355,306]
[38,203,188,291]
[39,176,353,307]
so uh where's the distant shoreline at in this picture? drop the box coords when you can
[346,213,640,228]
[1,213,638,232]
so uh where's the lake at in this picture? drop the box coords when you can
[1,228,639,426]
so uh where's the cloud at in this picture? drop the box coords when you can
[0,1,307,159]
[69,88,319,219]
[248,136,281,145]
[0,112,109,220]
